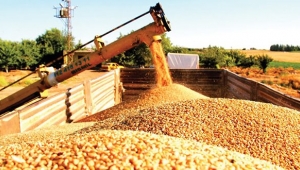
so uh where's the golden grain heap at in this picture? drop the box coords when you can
[1,42,299,169]
[0,130,284,169]
[2,83,295,169]
[75,95,300,170]
[78,83,209,122]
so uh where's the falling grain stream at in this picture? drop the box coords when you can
[150,41,172,87]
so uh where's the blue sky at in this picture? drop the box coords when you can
[1,0,300,50]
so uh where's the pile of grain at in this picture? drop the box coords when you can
[1,82,299,169]
[0,130,283,169]
[78,83,208,122]
[0,122,96,147]
[76,98,300,170]
[1,40,298,169]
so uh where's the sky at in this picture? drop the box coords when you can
[0,0,300,50]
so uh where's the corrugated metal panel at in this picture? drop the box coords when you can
[0,110,20,135]
[32,85,86,128]
[19,93,67,132]
[19,93,65,120]
[92,93,115,113]
[19,84,86,132]
[90,71,115,113]
[0,71,117,135]
[65,84,86,122]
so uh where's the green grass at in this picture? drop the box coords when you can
[20,79,36,86]
[0,76,8,86]
[261,80,274,85]
[269,61,300,69]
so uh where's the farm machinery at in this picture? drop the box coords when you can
[0,3,171,115]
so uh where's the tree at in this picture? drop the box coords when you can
[160,33,173,54]
[112,33,172,67]
[270,44,279,51]
[127,43,151,67]
[199,46,228,68]
[36,28,67,54]
[19,39,41,69]
[200,56,218,68]
[270,44,300,52]
[237,55,256,68]
[256,54,273,73]
[112,33,140,66]
[113,42,151,67]
[226,50,246,66]
[36,28,71,66]
[168,46,189,53]
[74,40,88,50]
[0,39,20,72]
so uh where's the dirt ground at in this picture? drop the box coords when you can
[0,68,299,100]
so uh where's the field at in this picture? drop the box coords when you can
[241,50,300,63]
[229,50,300,98]
[269,61,300,69]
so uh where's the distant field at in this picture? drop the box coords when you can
[240,50,300,63]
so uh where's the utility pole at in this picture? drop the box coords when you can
[54,0,77,65]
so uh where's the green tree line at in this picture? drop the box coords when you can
[0,27,275,73]
[0,28,70,72]
[0,28,188,72]
[270,44,300,52]
[197,46,273,73]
